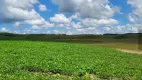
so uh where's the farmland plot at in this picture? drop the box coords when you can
[0,41,142,80]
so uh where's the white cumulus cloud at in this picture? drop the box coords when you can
[52,0,120,19]
[1,27,9,32]
[81,18,119,27]
[39,4,47,11]
[50,14,70,23]
[127,0,142,23]
[0,0,52,29]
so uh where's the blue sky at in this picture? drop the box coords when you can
[0,0,141,34]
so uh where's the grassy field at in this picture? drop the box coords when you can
[0,33,139,51]
[0,41,142,80]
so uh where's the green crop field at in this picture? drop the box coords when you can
[0,41,142,80]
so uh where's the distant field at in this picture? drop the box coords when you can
[55,39,140,53]
[93,42,138,50]
[0,33,140,52]
[0,41,142,80]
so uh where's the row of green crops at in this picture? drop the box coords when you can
[0,41,142,80]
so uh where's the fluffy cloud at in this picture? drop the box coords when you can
[127,0,142,23]
[0,0,38,23]
[76,28,86,32]
[39,4,47,11]
[69,18,118,29]
[71,24,141,34]
[81,18,119,27]
[17,17,54,28]
[128,14,137,23]
[1,27,9,32]
[50,14,70,23]
[53,30,59,34]
[3,23,141,34]
[51,0,120,31]
[0,0,52,28]
[32,25,41,29]
[52,0,120,19]
[0,0,140,34]
[104,24,141,33]
[71,22,82,29]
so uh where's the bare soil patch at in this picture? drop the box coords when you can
[117,49,142,54]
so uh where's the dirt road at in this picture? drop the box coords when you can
[117,49,142,54]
